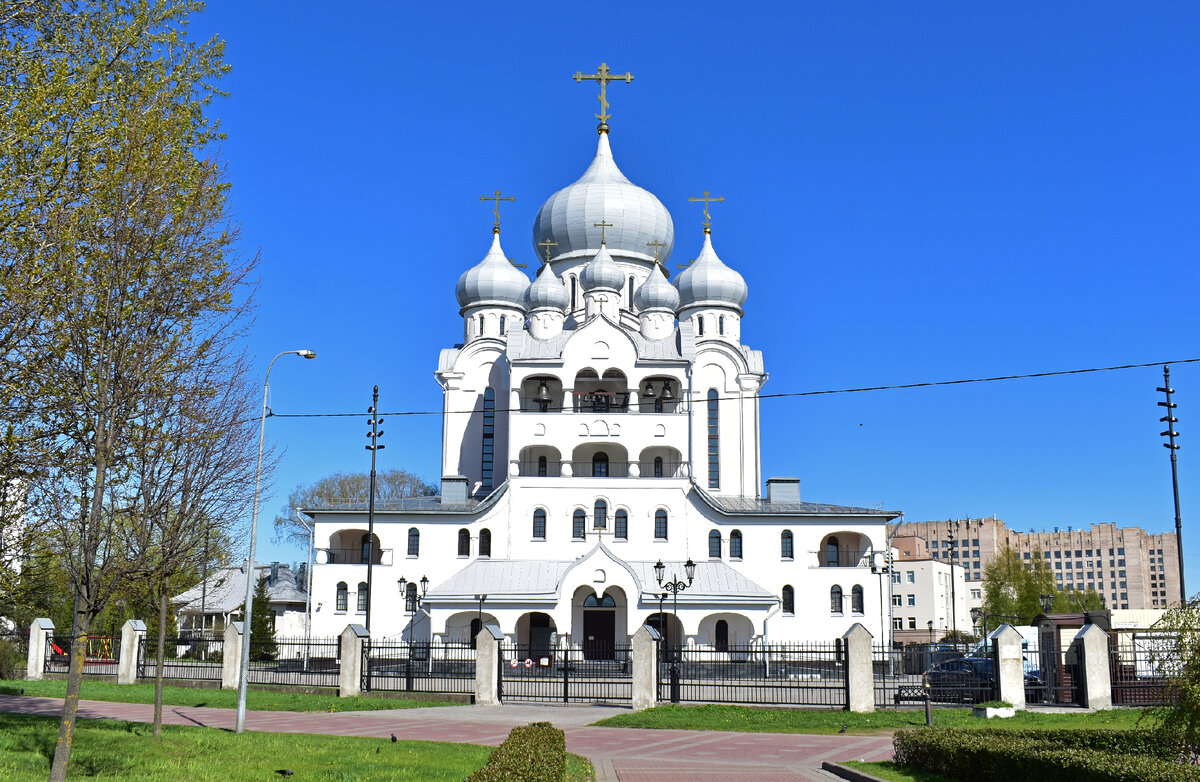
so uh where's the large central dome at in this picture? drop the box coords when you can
[532,132,674,265]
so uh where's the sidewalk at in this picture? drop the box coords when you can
[0,696,894,781]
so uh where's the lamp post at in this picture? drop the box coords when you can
[1039,593,1055,615]
[236,349,316,735]
[474,593,487,645]
[365,385,385,639]
[944,520,963,641]
[293,508,314,666]
[654,558,695,704]
[1157,366,1185,602]
[927,620,934,645]
[398,575,430,640]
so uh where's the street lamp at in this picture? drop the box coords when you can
[1039,593,1055,614]
[970,606,984,639]
[474,593,487,646]
[293,508,314,655]
[654,558,695,704]
[236,349,316,735]
[398,575,430,640]
[927,620,934,645]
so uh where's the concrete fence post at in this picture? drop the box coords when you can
[25,618,53,681]
[1074,623,1112,710]
[117,620,147,685]
[339,624,368,698]
[989,624,1026,709]
[631,624,660,710]
[842,622,874,713]
[221,621,243,690]
[474,624,504,705]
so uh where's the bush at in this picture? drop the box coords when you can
[0,641,23,680]
[466,722,567,782]
[893,728,1193,782]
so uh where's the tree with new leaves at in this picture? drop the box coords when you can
[274,469,437,547]
[982,547,1105,629]
[1149,596,1200,757]
[249,574,277,662]
[1,2,253,778]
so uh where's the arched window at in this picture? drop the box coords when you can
[592,451,609,477]
[360,533,373,564]
[357,581,368,612]
[707,389,720,489]
[830,585,843,614]
[708,530,721,558]
[628,275,635,309]
[457,528,470,557]
[570,275,577,310]
[407,527,420,557]
[826,536,840,567]
[594,500,607,530]
[404,582,418,613]
[479,528,492,557]
[782,585,795,615]
[614,509,628,540]
[654,509,668,540]
[697,316,704,336]
[537,455,548,477]
[572,510,586,540]
[336,582,348,612]
[583,593,616,607]
[654,456,663,477]
[781,530,794,560]
[654,395,663,413]
[478,314,484,335]
[481,388,495,492]
[851,585,864,615]
[729,530,743,559]
[715,619,729,651]
[719,315,725,335]
[532,509,546,539]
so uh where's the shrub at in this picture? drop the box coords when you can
[0,640,23,680]
[466,722,567,782]
[893,728,1192,782]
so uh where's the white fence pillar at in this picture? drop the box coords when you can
[221,621,243,690]
[631,624,659,710]
[1074,623,1112,710]
[117,620,147,684]
[25,618,53,681]
[474,624,504,705]
[989,624,1026,709]
[339,624,368,698]
[842,622,875,713]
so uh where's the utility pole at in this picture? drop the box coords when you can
[364,385,385,693]
[1158,366,1185,602]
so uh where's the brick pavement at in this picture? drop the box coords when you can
[0,695,894,781]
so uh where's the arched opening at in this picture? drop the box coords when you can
[479,528,491,557]
[572,443,629,477]
[518,445,561,477]
[698,613,754,652]
[593,499,607,531]
[538,455,548,476]
[638,446,683,478]
[826,536,839,567]
[572,509,586,540]
[481,388,495,492]
[819,532,870,567]
[532,508,547,539]
[516,611,558,655]
[645,613,684,651]
[708,530,722,558]
[443,610,499,646]
[407,527,420,557]
[851,584,864,615]
[457,528,470,557]
[520,375,563,413]
[830,585,843,615]
[614,509,628,539]
[654,509,668,540]
[570,275,577,310]
[707,389,720,488]
[782,585,795,615]
[357,581,368,612]
[572,368,629,412]
[628,275,635,309]
[592,451,609,477]
[715,620,729,651]
[781,530,794,560]
[335,582,348,612]
[729,529,743,559]
[326,529,381,565]
[581,592,618,660]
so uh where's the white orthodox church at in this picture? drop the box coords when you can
[305,76,898,655]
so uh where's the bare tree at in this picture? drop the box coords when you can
[274,470,437,547]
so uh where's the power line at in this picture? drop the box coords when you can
[267,356,1200,420]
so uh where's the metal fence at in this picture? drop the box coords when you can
[1026,640,1081,706]
[44,635,119,676]
[500,644,633,704]
[1109,643,1172,706]
[874,643,996,708]
[664,642,846,707]
[246,636,340,687]
[364,640,475,695]
[137,635,223,682]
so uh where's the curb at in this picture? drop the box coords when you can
[821,760,890,782]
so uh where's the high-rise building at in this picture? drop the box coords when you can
[889,518,1180,610]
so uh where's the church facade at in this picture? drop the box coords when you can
[305,74,899,654]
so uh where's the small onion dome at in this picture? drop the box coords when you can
[532,132,674,264]
[579,242,623,292]
[675,231,748,311]
[455,230,530,310]
[634,263,679,311]
[524,262,569,312]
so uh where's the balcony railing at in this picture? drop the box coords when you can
[814,548,871,568]
[320,548,393,565]
[518,396,684,414]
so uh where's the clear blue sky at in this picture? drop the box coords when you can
[188,3,1200,591]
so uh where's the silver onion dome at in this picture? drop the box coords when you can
[455,231,530,311]
[524,262,569,312]
[675,231,748,311]
[532,132,674,264]
[634,263,679,311]
[579,243,624,292]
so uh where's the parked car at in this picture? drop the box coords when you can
[923,656,1045,704]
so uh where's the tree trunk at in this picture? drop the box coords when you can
[48,597,91,782]
[154,588,168,737]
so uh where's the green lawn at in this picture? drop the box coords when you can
[0,679,461,712]
[593,704,1152,735]
[0,711,491,781]
[842,760,958,782]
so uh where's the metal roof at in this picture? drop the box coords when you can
[696,488,900,519]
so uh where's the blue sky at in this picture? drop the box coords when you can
[188,3,1200,591]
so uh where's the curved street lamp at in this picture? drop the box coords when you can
[235,349,316,734]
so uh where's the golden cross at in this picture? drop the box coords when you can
[677,259,695,270]
[593,220,613,245]
[573,62,633,124]
[537,239,558,265]
[508,256,527,269]
[688,190,725,231]
[596,294,609,306]
[646,239,667,262]
[479,189,515,232]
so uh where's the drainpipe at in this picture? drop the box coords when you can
[761,599,782,678]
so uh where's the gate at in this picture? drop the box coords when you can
[1026,633,1081,705]
[137,634,223,681]
[662,642,846,707]
[500,643,632,704]
[1109,634,1173,706]
[45,635,119,676]
[362,640,475,695]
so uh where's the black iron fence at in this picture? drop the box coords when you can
[500,644,632,704]
[246,636,340,687]
[663,642,846,707]
[1109,641,1172,706]
[137,635,223,681]
[1027,640,1081,706]
[44,635,119,676]
[875,643,996,708]
[364,640,475,695]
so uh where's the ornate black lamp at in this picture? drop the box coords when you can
[654,558,695,703]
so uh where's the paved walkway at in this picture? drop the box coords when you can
[0,696,893,781]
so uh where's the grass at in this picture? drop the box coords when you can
[842,760,958,782]
[0,679,461,712]
[565,753,594,781]
[0,711,491,781]
[593,704,1153,735]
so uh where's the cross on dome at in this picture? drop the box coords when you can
[537,239,558,266]
[593,220,614,245]
[646,239,667,262]
[479,189,515,233]
[688,190,725,233]
[573,62,633,130]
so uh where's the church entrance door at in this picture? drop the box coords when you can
[582,610,615,660]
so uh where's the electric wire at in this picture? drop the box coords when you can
[266,356,1200,420]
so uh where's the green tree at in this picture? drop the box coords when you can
[249,574,277,662]
[982,548,1058,625]
[274,469,437,546]
[1148,597,1200,754]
